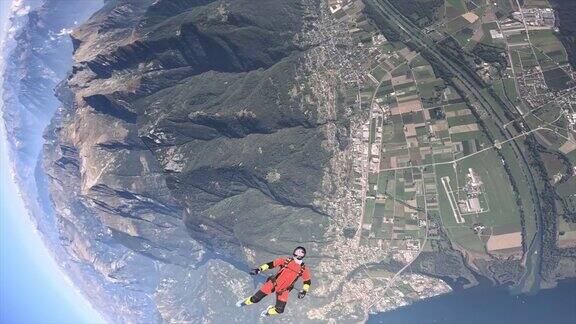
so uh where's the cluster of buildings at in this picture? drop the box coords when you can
[567,109,576,132]
[401,274,451,298]
[459,168,484,214]
[515,65,551,108]
[496,8,557,46]
[351,122,370,199]
[327,0,354,14]
[369,109,385,173]
[393,250,419,264]
[512,8,556,28]
[473,223,486,235]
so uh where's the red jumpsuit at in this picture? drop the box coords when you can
[248,257,312,313]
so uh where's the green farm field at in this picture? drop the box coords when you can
[444,0,467,19]
[529,30,568,65]
[371,65,388,81]
[492,77,519,109]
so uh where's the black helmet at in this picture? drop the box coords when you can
[293,246,306,260]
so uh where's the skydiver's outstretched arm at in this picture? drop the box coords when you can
[249,258,285,275]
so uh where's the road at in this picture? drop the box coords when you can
[380,126,547,172]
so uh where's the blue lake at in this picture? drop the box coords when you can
[368,279,576,323]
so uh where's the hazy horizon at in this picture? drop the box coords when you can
[1,0,105,322]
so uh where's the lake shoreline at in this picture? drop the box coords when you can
[368,278,576,323]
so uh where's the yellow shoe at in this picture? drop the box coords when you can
[236,297,253,307]
[260,306,279,317]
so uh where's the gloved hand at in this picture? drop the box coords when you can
[249,268,260,276]
[298,290,307,299]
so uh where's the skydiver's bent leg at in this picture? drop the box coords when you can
[237,280,273,307]
[262,290,289,316]
[248,290,267,304]
[274,300,287,314]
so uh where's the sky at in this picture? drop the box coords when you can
[0,120,106,324]
[0,0,106,322]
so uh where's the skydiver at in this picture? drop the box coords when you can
[237,246,311,317]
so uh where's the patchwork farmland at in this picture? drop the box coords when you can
[357,42,522,258]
